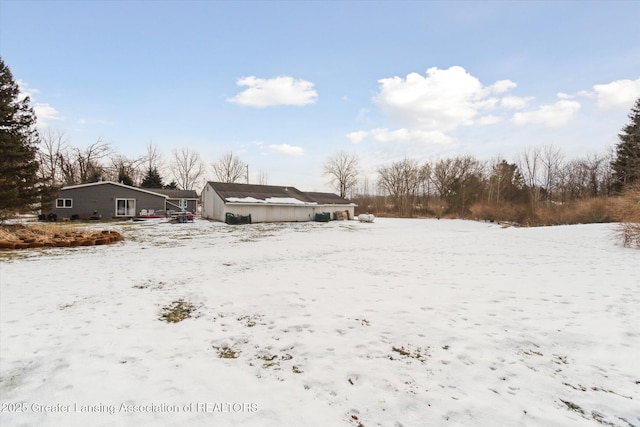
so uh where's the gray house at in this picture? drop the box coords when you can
[201,182,356,223]
[146,188,199,215]
[46,181,196,220]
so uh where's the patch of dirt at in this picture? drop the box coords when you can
[389,345,430,362]
[214,345,240,359]
[159,299,198,323]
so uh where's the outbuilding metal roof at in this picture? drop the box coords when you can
[207,182,354,205]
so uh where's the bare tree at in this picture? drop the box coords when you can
[211,151,247,183]
[354,175,375,212]
[58,138,112,184]
[518,146,542,210]
[140,142,167,188]
[144,141,164,173]
[431,158,457,200]
[323,151,359,198]
[377,158,421,217]
[37,128,68,187]
[558,153,612,201]
[539,144,564,203]
[430,155,483,215]
[170,147,205,190]
[418,161,433,201]
[584,153,611,197]
[108,154,145,185]
[256,170,268,185]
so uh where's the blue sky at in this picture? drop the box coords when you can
[2,0,639,192]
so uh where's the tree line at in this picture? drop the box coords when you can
[354,146,613,217]
[326,98,639,225]
[1,54,639,224]
[37,128,254,192]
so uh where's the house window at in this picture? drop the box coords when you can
[115,199,136,216]
[56,198,72,208]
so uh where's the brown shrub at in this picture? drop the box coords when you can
[570,198,614,224]
[469,202,532,225]
[0,224,124,250]
[470,198,616,227]
[535,198,615,226]
[614,184,640,248]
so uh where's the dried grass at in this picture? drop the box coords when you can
[0,223,123,249]
[614,184,640,248]
[470,198,616,227]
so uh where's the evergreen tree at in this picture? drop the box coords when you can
[611,98,640,191]
[0,58,44,220]
[117,166,134,186]
[141,166,164,188]
[488,160,526,204]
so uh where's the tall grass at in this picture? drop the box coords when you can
[469,198,614,226]
[614,184,640,248]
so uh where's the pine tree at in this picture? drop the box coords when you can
[117,166,134,186]
[611,98,640,192]
[0,58,43,220]
[140,166,164,188]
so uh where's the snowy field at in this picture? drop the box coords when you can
[0,218,638,427]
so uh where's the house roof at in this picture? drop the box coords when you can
[61,181,168,198]
[207,182,354,206]
[145,188,199,199]
[305,191,355,205]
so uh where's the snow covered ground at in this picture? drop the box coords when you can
[0,218,638,427]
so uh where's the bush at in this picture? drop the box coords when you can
[535,199,614,226]
[469,202,532,225]
[615,184,640,248]
[470,198,616,227]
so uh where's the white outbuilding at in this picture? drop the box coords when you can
[201,182,356,223]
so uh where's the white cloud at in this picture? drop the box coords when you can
[500,95,533,110]
[34,103,64,128]
[475,115,502,125]
[16,80,63,128]
[487,79,517,94]
[577,90,594,99]
[16,79,39,101]
[512,99,581,128]
[347,130,368,144]
[373,66,517,131]
[349,66,520,147]
[268,144,304,157]
[592,77,640,110]
[347,128,455,146]
[227,76,318,107]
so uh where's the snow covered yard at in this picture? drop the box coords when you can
[0,218,638,427]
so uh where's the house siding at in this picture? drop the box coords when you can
[165,198,198,214]
[146,189,199,214]
[47,183,167,220]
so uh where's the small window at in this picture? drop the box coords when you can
[56,198,72,208]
